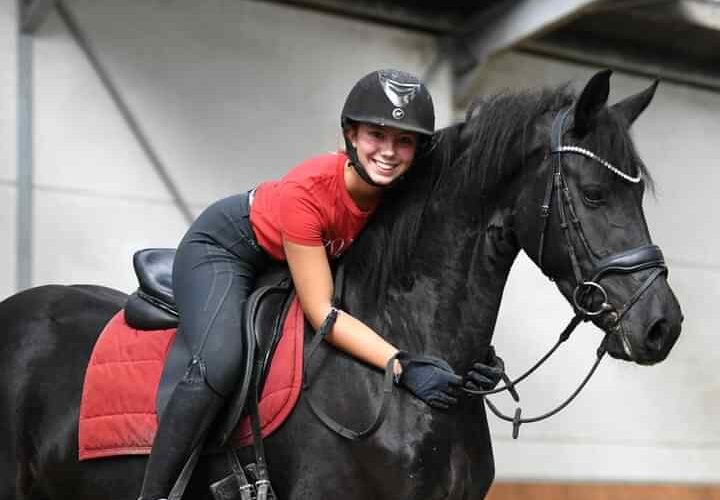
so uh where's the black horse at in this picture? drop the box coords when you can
[1,70,682,500]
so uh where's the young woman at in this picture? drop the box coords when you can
[137,69,503,500]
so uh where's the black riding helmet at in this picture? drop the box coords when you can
[341,69,435,188]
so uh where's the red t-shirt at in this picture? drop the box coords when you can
[250,152,376,261]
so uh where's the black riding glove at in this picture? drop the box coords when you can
[464,346,505,392]
[395,352,462,410]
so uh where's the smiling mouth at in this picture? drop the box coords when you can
[371,159,398,174]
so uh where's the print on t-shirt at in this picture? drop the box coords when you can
[323,237,350,259]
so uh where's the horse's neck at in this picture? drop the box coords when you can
[380,203,519,365]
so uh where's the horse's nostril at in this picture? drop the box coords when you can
[645,319,666,352]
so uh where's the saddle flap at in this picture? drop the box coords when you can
[251,274,294,384]
[213,264,294,445]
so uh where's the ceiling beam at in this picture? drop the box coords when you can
[454,0,605,106]
[520,35,720,93]
[257,0,456,34]
[20,0,56,33]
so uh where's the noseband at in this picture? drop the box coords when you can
[466,107,668,438]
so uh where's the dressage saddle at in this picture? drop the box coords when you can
[124,248,294,500]
[124,248,294,424]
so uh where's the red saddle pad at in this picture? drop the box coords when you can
[78,298,305,461]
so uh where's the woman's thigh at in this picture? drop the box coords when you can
[172,240,258,396]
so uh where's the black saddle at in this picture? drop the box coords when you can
[124,248,301,500]
[123,248,295,437]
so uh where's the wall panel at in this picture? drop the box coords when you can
[34,188,186,292]
[0,0,15,182]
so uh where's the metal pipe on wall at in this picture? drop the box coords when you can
[55,0,195,225]
[17,6,33,291]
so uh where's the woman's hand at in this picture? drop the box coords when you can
[395,352,462,410]
[464,346,505,392]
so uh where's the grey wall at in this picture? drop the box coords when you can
[0,0,16,299]
[26,0,452,291]
[1,0,717,485]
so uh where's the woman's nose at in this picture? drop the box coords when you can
[380,138,397,156]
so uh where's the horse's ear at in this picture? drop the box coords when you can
[574,69,612,136]
[610,79,659,126]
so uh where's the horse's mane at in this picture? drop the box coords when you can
[342,83,652,300]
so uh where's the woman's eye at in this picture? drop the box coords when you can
[583,188,605,205]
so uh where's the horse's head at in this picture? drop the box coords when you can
[513,69,682,365]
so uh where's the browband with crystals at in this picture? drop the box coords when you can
[551,145,642,184]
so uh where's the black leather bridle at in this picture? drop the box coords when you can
[540,107,667,326]
[464,107,668,438]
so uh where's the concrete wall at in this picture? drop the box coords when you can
[28,0,452,292]
[479,52,719,484]
[2,0,717,486]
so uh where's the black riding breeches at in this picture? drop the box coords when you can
[140,192,270,499]
[172,192,270,397]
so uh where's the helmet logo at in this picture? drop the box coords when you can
[379,73,420,109]
[392,108,405,120]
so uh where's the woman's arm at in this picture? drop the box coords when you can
[285,239,468,409]
[283,240,398,370]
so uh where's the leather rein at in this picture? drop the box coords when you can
[303,106,668,441]
[462,107,668,438]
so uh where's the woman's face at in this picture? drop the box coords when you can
[346,123,418,187]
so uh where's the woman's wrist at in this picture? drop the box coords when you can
[392,354,402,377]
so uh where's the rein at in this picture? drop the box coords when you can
[464,107,667,438]
[302,262,399,441]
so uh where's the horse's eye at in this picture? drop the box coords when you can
[583,187,606,206]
